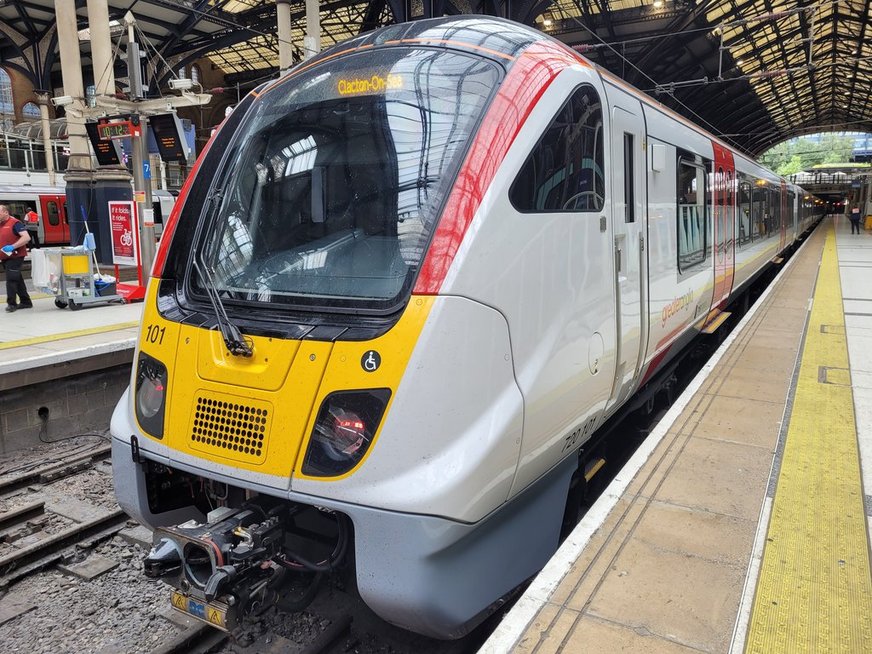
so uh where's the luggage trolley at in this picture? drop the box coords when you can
[31,248,122,310]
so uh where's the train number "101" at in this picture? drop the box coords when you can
[145,324,166,345]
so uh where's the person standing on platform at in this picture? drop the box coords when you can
[0,204,33,312]
[850,205,862,234]
[24,208,40,248]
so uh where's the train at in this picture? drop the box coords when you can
[0,183,70,246]
[0,180,176,246]
[110,16,820,640]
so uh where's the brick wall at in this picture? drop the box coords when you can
[0,364,131,454]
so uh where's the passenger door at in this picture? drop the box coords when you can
[39,196,69,245]
[606,86,647,408]
[710,143,735,311]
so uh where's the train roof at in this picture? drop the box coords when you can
[313,16,542,64]
[0,185,65,194]
[259,16,809,198]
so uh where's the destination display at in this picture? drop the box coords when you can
[149,113,190,163]
[85,122,122,166]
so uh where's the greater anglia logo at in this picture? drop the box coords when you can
[661,289,694,326]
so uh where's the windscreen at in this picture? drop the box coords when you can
[196,48,501,311]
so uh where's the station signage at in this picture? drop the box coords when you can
[85,122,122,166]
[97,120,139,140]
[149,113,190,163]
[108,201,138,266]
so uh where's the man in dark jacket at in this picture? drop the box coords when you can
[849,205,862,235]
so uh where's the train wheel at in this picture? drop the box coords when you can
[68,300,81,311]
[54,298,68,309]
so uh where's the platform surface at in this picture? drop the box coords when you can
[0,279,141,377]
[482,215,872,654]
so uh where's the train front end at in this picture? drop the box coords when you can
[111,18,580,639]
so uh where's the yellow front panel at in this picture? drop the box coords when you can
[140,280,434,480]
[168,326,332,477]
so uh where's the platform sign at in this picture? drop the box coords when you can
[108,201,138,266]
[97,120,138,140]
[85,122,122,166]
[150,113,190,163]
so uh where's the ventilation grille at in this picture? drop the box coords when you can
[189,392,272,463]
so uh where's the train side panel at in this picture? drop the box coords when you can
[638,105,715,379]
[730,157,783,293]
[443,67,619,498]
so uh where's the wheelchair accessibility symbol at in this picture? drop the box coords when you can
[361,350,381,372]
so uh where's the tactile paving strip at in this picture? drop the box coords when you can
[745,226,872,653]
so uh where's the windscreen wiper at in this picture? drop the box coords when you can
[194,256,253,358]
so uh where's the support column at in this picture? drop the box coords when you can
[55,0,93,247]
[276,0,293,73]
[54,0,91,172]
[87,0,116,97]
[34,93,56,186]
[304,0,320,61]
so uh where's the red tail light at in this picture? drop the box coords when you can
[303,389,391,477]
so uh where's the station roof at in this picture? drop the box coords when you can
[0,0,869,157]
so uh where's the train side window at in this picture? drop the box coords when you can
[509,85,604,213]
[624,133,634,223]
[677,159,707,271]
[737,177,752,246]
[47,201,60,226]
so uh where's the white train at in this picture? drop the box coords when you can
[110,16,819,640]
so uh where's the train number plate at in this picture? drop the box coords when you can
[171,591,227,629]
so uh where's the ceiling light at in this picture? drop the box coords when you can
[653,0,664,7]
[543,19,553,27]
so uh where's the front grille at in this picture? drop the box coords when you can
[189,392,272,463]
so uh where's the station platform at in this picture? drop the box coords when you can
[0,279,142,454]
[0,287,141,390]
[482,215,872,653]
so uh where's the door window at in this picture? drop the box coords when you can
[47,201,60,226]
[677,160,708,271]
[510,85,605,213]
[623,133,634,223]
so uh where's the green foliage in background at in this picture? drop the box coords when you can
[759,133,857,175]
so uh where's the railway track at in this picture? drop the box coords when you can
[0,440,124,589]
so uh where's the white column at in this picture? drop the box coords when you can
[35,94,56,185]
[55,0,91,171]
[276,0,293,72]
[304,0,320,60]
[87,0,116,97]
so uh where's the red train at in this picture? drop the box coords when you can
[0,184,70,247]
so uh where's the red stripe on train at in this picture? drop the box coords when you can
[414,42,581,295]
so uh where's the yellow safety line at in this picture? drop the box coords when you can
[0,321,140,350]
[745,226,872,652]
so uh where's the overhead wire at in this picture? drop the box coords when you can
[562,0,870,151]
[564,6,746,152]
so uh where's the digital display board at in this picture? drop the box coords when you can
[149,113,190,163]
[85,122,122,166]
[97,120,136,140]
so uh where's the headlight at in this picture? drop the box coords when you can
[135,352,168,439]
[302,389,391,477]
